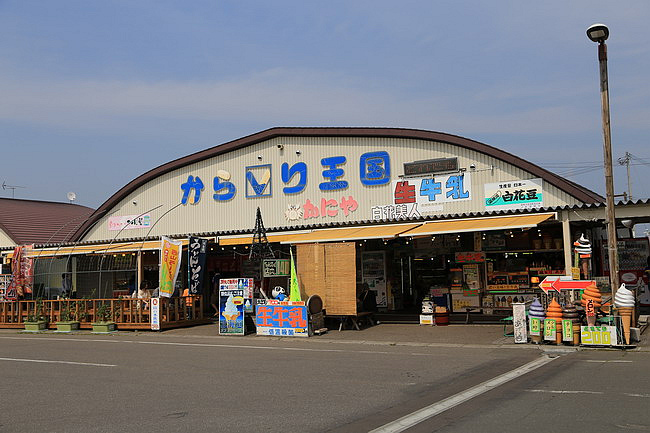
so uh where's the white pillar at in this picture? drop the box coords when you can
[561,210,573,276]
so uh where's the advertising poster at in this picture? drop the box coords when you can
[362,251,387,308]
[187,237,208,295]
[0,274,10,301]
[255,302,308,337]
[219,289,245,335]
[160,237,182,298]
[484,178,543,210]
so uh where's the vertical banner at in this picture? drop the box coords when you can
[289,249,301,302]
[150,297,160,330]
[9,245,33,297]
[512,303,527,343]
[160,236,182,298]
[187,237,208,295]
[543,319,557,341]
[219,289,245,335]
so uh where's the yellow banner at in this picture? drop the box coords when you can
[160,236,182,298]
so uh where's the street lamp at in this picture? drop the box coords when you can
[586,23,619,297]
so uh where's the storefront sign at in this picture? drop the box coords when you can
[562,319,573,342]
[543,319,556,341]
[529,317,541,336]
[455,252,486,263]
[581,326,617,346]
[188,237,208,295]
[404,157,458,176]
[370,203,423,220]
[487,284,519,292]
[160,237,182,298]
[391,173,472,213]
[484,178,543,210]
[512,303,527,343]
[219,289,245,335]
[255,303,308,337]
[150,297,160,330]
[107,214,151,231]
[263,259,290,277]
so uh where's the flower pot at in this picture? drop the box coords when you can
[56,321,80,332]
[24,320,48,332]
[92,322,116,333]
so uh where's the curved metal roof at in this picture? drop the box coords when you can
[70,127,604,241]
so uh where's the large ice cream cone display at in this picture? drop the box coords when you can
[528,299,545,343]
[615,283,635,344]
[562,305,581,345]
[573,234,592,278]
[581,283,601,326]
[546,299,563,344]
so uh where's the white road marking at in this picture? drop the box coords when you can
[584,360,633,363]
[0,357,115,367]
[368,355,557,433]
[623,393,650,398]
[526,389,603,395]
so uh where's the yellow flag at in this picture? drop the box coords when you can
[289,249,301,302]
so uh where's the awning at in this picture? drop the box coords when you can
[398,213,556,238]
[279,223,423,244]
[17,239,190,259]
[218,231,313,246]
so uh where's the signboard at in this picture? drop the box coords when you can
[512,303,527,344]
[539,276,596,295]
[419,315,434,325]
[455,252,486,263]
[107,214,151,231]
[255,303,309,337]
[581,326,617,346]
[403,157,458,176]
[529,317,541,336]
[484,178,543,210]
[571,267,581,280]
[219,289,245,335]
[150,297,160,330]
[562,319,573,342]
[391,173,472,214]
[188,237,208,295]
[160,237,182,298]
[263,259,290,277]
[543,319,556,341]
[0,275,10,301]
[586,299,596,317]
[220,278,254,312]
[487,284,519,292]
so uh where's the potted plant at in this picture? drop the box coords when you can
[92,303,116,333]
[56,302,80,332]
[24,299,48,332]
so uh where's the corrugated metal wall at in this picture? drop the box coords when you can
[82,136,584,242]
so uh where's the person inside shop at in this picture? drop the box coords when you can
[133,280,152,299]
[357,282,377,312]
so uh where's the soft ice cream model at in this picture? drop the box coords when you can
[546,299,564,344]
[573,234,592,279]
[581,283,602,326]
[222,294,240,328]
[562,305,581,345]
[528,299,546,343]
[615,283,635,344]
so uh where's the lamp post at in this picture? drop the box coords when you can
[586,23,619,297]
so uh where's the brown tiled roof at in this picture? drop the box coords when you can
[0,198,95,246]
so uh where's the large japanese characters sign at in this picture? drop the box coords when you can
[371,173,472,220]
[484,178,543,210]
[255,301,309,337]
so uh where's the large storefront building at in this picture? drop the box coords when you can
[3,127,650,321]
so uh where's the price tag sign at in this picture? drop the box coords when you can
[580,326,617,346]
[562,319,573,342]
[543,319,556,341]
[529,317,541,336]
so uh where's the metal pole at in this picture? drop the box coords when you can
[597,41,620,298]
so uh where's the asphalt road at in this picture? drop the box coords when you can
[0,333,647,433]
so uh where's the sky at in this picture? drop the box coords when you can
[1,1,649,213]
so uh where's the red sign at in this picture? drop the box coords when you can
[539,276,596,294]
[455,252,486,263]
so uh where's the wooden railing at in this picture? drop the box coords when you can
[0,297,208,330]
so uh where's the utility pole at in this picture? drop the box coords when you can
[617,152,632,201]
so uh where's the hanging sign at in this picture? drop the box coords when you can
[543,319,556,341]
[150,297,160,330]
[263,259,290,277]
[187,237,208,295]
[160,237,182,298]
[219,289,245,335]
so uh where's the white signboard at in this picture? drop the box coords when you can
[512,303,527,344]
[151,297,160,330]
[484,178,543,210]
[108,214,151,231]
[390,173,472,214]
[580,325,617,346]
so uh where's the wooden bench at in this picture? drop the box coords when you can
[330,312,376,331]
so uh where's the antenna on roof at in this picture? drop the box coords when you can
[67,192,77,203]
[2,181,26,199]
